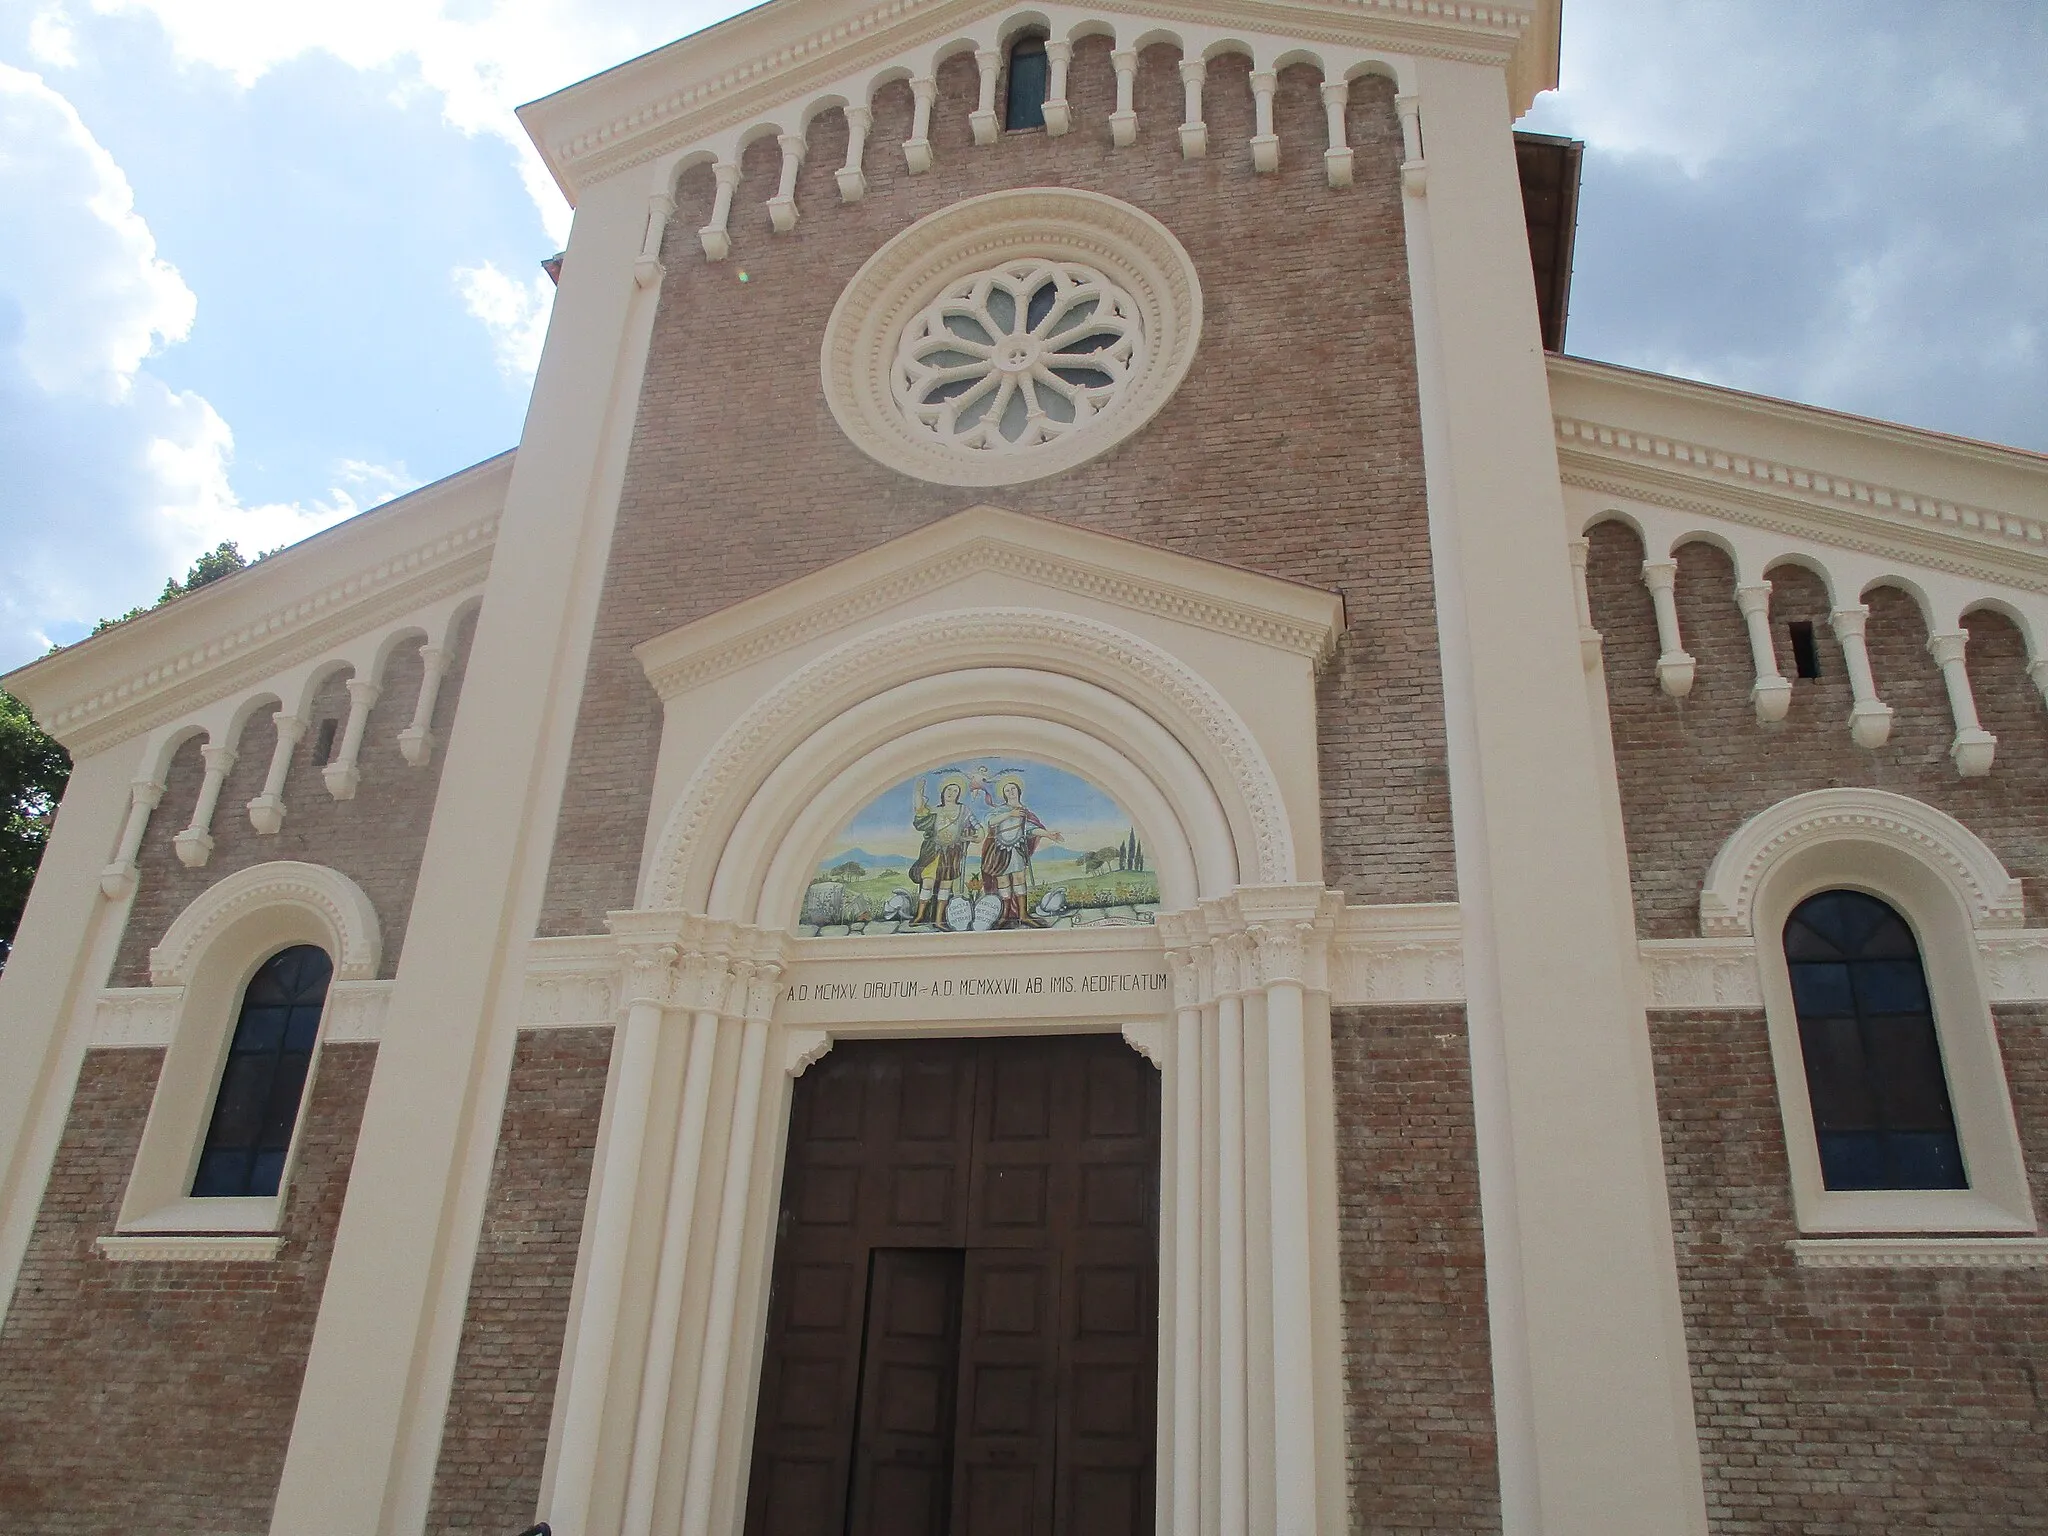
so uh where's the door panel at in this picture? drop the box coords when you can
[846,1248,966,1536]
[746,1035,1158,1536]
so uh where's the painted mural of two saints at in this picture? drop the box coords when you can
[799,758,1160,935]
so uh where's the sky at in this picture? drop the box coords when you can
[1,0,2043,672]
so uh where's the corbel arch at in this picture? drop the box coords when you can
[640,606,1294,914]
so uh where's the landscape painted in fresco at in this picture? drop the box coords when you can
[799,758,1159,935]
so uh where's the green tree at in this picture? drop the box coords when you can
[1,689,71,959]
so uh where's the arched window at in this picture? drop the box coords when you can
[192,944,332,1198]
[1006,34,1049,130]
[1783,891,1964,1191]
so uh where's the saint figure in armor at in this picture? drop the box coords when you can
[978,772,1063,927]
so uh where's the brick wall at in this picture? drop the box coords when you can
[112,610,477,986]
[1584,521,2048,937]
[1331,1005,1500,1532]
[538,43,1452,934]
[0,1042,374,1534]
[428,1027,611,1533]
[1651,1006,2048,1531]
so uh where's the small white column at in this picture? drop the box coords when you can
[246,712,306,834]
[698,161,739,261]
[397,645,452,767]
[1735,585,1793,722]
[1168,958,1203,1536]
[100,779,164,898]
[1042,39,1073,135]
[1568,536,1601,671]
[1320,79,1352,188]
[634,191,675,289]
[970,47,1001,144]
[547,933,676,1536]
[1109,50,1138,147]
[904,76,937,172]
[766,134,804,233]
[1248,70,1279,173]
[836,106,871,202]
[173,743,236,868]
[1927,630,1997,776]
[619,1002,723,1536]
[321,678,381,800]
[1640,560,1697,697]
[1829,605,1895,747]
[1395,91,1425,194]
[679,996,775,1536]
[1177,57,1208,159]
[1213,940,1249,1536]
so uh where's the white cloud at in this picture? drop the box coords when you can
[80,0,751,243]
[455,260,554,381]
[27,7,80,68]
[0,64,194,397]
[0,67,401,667]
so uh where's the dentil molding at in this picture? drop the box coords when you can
[1790,1236,2048,1270]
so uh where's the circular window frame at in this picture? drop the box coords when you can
[822,188,1203,487]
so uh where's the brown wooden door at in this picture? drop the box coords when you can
[744,1035,1158,1536]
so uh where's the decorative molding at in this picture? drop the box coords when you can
[1700,788,2025,938]
[523,936,622,1029]
[643,607,1295,907]
[89,988,183,1048]
[783,1027,834,1076]
[1639,939,1763,1010]
[1120,1020,1167,1067]
[1790,1236,2048,1270]
[96,1234,284,1263]
[525,0,1546,196]
[636,508,1343,700]
[323,981,392,1043]
[149,862,382,987]
[23,518,495,757]
[822,190,1202,488]
[1979,932,2048,1003]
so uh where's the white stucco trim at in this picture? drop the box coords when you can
[113,862,379,1240]
[1700,788,2025,939]
[1718,798,2040,1237]
[96,1233,285,1263]
[1790,1236,2048,1269]
[149,861,382,988]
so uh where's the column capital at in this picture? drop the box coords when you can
[199,742,238,774]
[344,677,383,708]
[1734,582,1773,616]
[1926,629,1970,667]
[1828,603,1871,637]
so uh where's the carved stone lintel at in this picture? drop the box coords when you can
[1121,1021,1167,1069]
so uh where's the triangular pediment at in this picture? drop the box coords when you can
[633,505,1343,700]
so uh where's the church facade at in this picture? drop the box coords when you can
[2,1,2045,1532]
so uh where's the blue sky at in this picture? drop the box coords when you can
[2,0,2043,672]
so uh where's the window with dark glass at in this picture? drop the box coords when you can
[1783,890,1964,1191]
[192,944,332,1197]
[1005,34,1049,129]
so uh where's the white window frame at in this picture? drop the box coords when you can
[1705,789,2037,1236]
[113,862,379,1239]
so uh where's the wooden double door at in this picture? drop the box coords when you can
[744,1034,1160,1536]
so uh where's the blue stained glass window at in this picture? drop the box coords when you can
[1782,890,1964,1191]
[1006,36,1049,130]
[192,944,332,1198]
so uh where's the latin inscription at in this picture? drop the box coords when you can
[782,970,1168,1005]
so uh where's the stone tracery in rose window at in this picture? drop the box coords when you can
[893,261,1145,452]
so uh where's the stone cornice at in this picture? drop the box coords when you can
[520,0,1555,199]
[6,455,509,757]
[634,506,1344,700]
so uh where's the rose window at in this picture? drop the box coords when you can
[893,261,1144,454]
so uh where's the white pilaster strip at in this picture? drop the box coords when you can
[634,192,674,288]
[100,777,163,898]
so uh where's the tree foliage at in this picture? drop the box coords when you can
[1,689,70,957]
